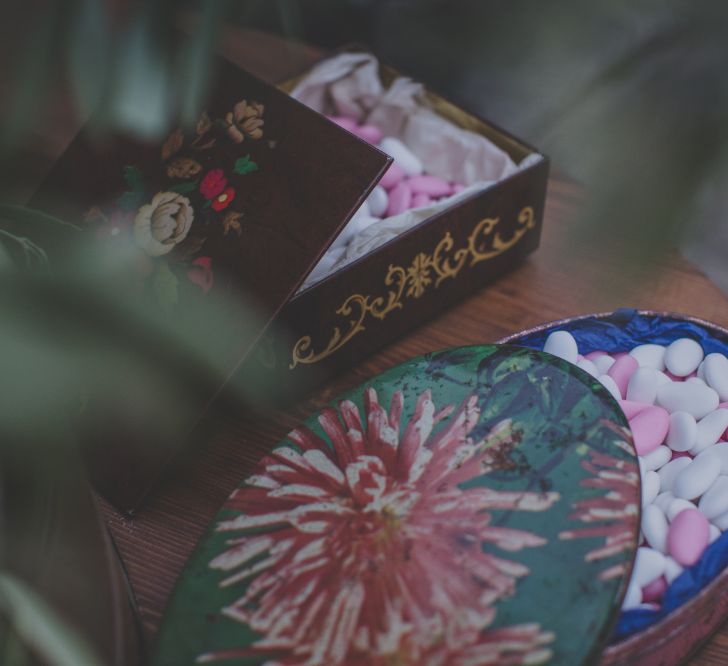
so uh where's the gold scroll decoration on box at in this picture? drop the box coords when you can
[289,206,536,369]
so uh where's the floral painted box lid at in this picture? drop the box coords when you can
[29,56,391,512]
[152,345,640,665]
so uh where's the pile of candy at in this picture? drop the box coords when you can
[307,115,468,283]
[542,331,728,612]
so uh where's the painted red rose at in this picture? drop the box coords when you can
[187,257,213,293]
[211,187,235,212]
[200,169,227,199]
[187,256,213,294]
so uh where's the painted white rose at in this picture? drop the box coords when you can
[133,191,194,257]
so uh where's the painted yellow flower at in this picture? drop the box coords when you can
[406,252,433,298]
[225,99,265,142]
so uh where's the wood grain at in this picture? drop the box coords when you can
[91,27,728,665]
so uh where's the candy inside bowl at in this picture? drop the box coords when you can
[500,308,728,665]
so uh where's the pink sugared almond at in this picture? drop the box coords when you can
[667,508,709,566]
[386,182,412,217]
[629,406,670,456]
[607,354,639,398]
[406,175,452,198]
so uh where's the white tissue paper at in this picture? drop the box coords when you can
[290,53,542,289]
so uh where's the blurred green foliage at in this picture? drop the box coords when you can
[0,575,103,666]
[0,3,279,663]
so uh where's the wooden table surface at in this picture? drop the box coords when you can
[97,27,728,666]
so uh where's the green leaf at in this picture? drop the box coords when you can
[0,228,50,273]
[233,154,258,175]
[152,260,179,314]
[0,204,82,232]
[177,0,227,127]
[168,180,198,194]
[116,190,144,212]
[0,573,103,666]
[116,165,146,211]
[68,0,109,117]
[0,205,78,273]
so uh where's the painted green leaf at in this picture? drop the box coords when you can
[116,191,144,212]
[152,261,178,313]
[116,165,145,212]
[233,154,258,175]
[167,180,198,194]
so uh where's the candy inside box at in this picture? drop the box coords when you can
[501,308,728,665]
[245,48,549,400]
[285,51,543,288]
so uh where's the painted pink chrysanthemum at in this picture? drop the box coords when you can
[200,388,560,666]
[559,428,639,581]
